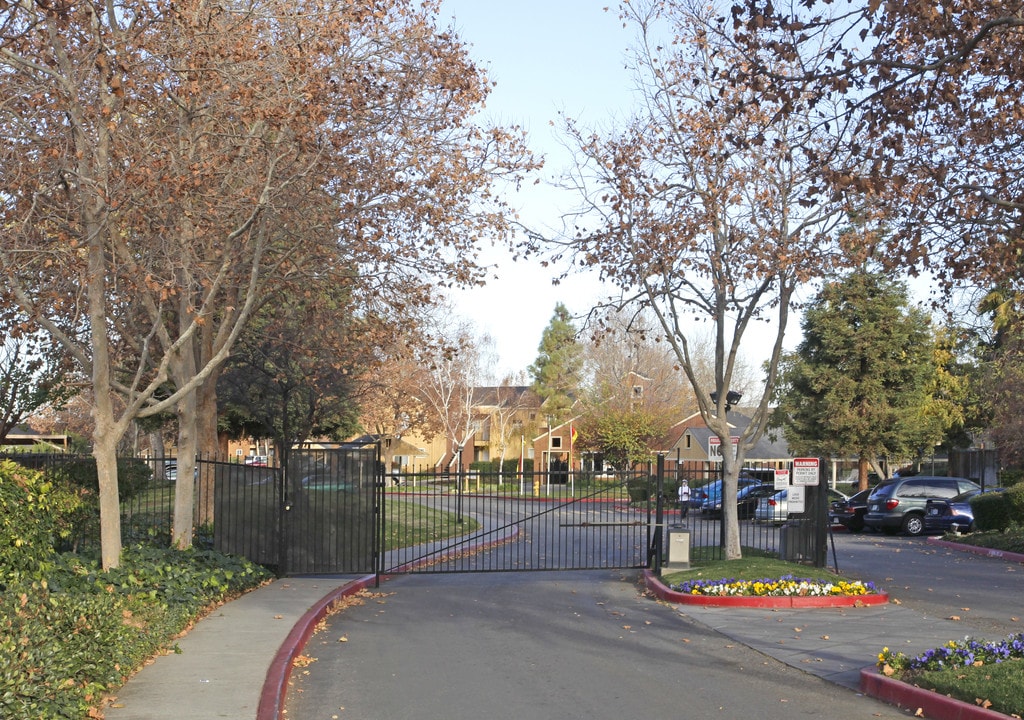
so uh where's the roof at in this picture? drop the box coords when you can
[685,413,792,461]
[471,385,538,408]
[2,425,71,449]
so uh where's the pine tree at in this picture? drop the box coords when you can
[528,304,582,424]
[772,270,950,490]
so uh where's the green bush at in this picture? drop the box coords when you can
[468,459,528,476]
[0,460,85,583]
[998,468,1024,488]
[627,475,653,503]
[1004,483,1024,524]
[0,546,271,719]
[46,455,153,502]
[971,491,1015,532]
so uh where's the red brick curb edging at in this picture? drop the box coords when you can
[643,569,890,608]
[860,666,1012,719]
[255,575,377,720]
[925,537,1024,565]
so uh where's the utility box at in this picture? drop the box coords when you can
[665,528,691,570]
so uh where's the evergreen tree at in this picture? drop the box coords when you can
[772,270,952,490]
[528,304,582,424]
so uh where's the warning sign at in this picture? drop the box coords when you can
[792,457,819,486]
[773,468,790,490]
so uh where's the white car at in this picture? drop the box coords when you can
[754,488,848,524]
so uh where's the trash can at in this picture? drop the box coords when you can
[779,519,813,562]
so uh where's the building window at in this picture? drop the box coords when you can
[685,435,691,449]
[633,385,643,398]
[551,436,562,449]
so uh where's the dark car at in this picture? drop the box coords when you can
[863,475,980,536]
[697,475,764,514]
[829,488,871,532]
[735,483,781,519]
[701,482,779,518]
[923,487,1005,534]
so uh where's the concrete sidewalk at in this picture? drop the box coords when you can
[101,575,374,720]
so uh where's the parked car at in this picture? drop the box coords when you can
[863,475,980,536]
[829,488,872,532]
[699,482,777,518]
[923,487,1005,534]
[163,461,197,482]
[754,487,848,525]
[697,475,763,513]
[735,483,780,519]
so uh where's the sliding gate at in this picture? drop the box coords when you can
[380,471,656,574]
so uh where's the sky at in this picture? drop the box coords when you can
[437,0,636,379]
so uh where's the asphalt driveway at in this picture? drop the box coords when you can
[284,570,907,720]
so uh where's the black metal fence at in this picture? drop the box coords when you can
[2,447,379,575]
[3,450,829,575]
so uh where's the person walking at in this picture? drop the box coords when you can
[677,479,690,518]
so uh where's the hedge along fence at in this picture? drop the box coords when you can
[0,459,87,583]
[971,484,1024,532]
[0,459,272,719]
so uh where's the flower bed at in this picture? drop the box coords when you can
[672,573,878,598]
[645,570,888,608]
[878,633,1024,676]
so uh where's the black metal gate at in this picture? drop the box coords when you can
[378,469,657,574]
[213,447,379,575]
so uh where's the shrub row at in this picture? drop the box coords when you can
[971,484,1024,532]
[0,460,272,719]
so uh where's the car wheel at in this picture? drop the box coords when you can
[902,514,925,536]
[847,519,864,533]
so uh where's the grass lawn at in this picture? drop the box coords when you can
[382,498,481,551]
[909,657,1024,717]
[660,547,857,590]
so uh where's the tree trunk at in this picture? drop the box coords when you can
[196,372,220,525]
[858,456,870,492]
[149,429,166,479]
[169,329,200,549]
[721,447,742,560]
[172,384,199,549]
[93,429,123,570]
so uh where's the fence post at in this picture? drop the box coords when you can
[651,454,665,572]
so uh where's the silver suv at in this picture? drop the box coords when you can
[864,475,979,536]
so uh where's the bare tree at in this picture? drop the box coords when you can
[0,0,534,568]
[0,330,73,443]
[533,0,856,558]
[727,0,1024,291]
[486,373,540,478]
[419,314,490,473]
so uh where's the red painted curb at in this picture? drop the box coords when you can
[644,569,890,608]
[926,536,1024,565]
[255,575,377,720]
[860,667,1012,719]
